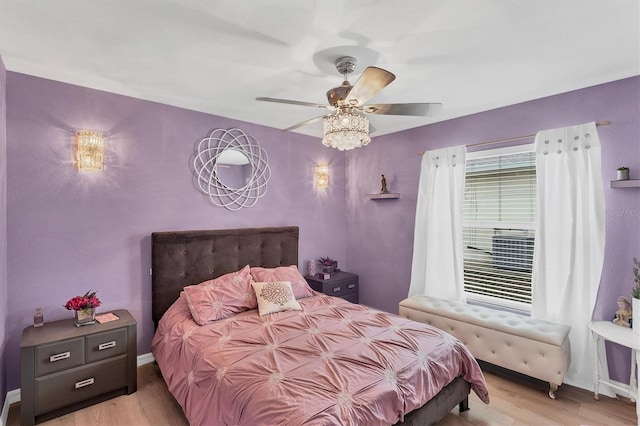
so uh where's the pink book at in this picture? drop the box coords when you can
[95,312,120,324]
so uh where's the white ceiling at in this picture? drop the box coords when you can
[0,0,638,138]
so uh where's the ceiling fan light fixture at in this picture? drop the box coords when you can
[322,111,371,151]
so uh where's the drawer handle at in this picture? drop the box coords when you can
[98,341,117,351]
[49,352,71,362]
[75,378,95,389]
[333,287,341,292]
[348,284,355,289]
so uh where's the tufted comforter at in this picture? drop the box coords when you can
[151,293,489,426]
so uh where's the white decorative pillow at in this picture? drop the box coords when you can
[251,281,302,316]
[250,265,315,299]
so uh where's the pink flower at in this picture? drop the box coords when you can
[319,257,335,266]
[64,290,101,311]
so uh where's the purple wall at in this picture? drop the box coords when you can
[346,76,640,384]
[3,71,638,394]
[0,55,8,404]
[4,72,348,391]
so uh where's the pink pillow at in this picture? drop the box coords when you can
[250,265,315,299]
[183,265,256,325]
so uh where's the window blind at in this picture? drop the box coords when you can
[463,151,536,306]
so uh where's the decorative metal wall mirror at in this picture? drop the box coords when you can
[193,128,270,211]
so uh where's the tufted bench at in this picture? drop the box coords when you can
[399,295,571,399]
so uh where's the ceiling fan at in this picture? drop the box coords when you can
[256,56,442,150]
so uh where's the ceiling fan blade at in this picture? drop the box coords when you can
[256,97,331,110]
[345,67,396,106]
[283,115,327,132]
[362,103,443,116]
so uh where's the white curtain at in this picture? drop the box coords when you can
[409,145,466,300]
[532,121,606,391]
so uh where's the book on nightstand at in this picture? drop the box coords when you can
[95,312,120,323]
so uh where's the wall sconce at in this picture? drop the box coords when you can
[315,163,329,189]
[74,131,105,172]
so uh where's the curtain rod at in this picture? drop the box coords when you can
[418,120,611,156]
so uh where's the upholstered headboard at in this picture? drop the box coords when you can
[151,226,299,326]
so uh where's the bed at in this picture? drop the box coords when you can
[150,226,489,425]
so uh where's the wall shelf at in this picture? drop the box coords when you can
[610,179,640,188]
[367,193,400,200]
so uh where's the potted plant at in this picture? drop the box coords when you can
[617,166,630,181]
[65,290,101,327]
[319,257,337,274]
[633,258,640,335]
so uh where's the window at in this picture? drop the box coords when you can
[463,145,536,309]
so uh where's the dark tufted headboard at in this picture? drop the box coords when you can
[151,226,299,327]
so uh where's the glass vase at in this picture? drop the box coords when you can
[74,308,96,327]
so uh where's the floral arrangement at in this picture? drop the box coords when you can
[632,258,640,300]
[319,256,336,266]
[318,257,337,273]
[64,290,101,312]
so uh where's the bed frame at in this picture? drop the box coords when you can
[151,226,470,425]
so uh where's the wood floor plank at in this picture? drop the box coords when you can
[7,361,637,425]
[440,363,637,426]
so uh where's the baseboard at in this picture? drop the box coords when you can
[1,388,20,426]
[137,352,155,366]
[1,353,155,425]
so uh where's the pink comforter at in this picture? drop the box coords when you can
[151,294,489,426]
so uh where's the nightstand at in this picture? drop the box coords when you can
[305,271,359,303]
[589,321,639,420]
[20,309,137,425]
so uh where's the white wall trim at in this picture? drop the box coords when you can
[1,353,155,425]
[1,388,20,426]
[137,352,155,366]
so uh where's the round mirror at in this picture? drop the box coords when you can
[215,149,251,190]
[193,128,271,211]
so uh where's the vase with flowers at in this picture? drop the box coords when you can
[319,257,337,274]
[65,290,101,327]
[632,258,640,335]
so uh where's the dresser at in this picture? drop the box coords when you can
[20,309,137,425]
[305,271,359,303]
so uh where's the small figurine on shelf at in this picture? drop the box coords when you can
[380,174,388,194]
[612,296,632,328]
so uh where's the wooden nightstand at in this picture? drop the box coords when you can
[305,271,359,303]
[20,309,137,425]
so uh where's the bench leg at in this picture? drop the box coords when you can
[549,383,558,399]
[459,396,469,412]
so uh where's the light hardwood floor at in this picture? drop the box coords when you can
[8,362,637,425]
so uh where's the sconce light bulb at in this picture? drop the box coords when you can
[315,163,329,189]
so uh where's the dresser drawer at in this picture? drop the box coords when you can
[322,278,358,297]
[34,355,127,415]
[34,337,84,377]
[305,272,359,303]
[342,292,359,304]
[86,328,128,363]
[342,278,358,295]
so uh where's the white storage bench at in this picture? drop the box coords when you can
[399,295,571,399]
